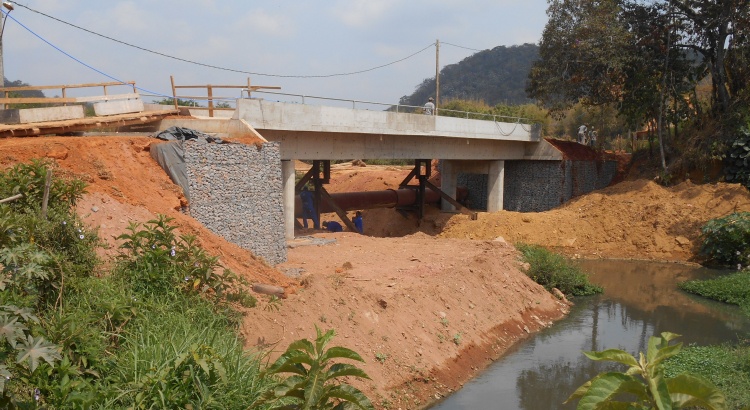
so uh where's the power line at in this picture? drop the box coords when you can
[4,11,171,97]
[9,2,436,79]
[442,42,485,53]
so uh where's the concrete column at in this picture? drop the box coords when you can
[487,160,505,212]
[440,160,457,212]
[281,160,296,240]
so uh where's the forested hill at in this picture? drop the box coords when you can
[399,43,539,107]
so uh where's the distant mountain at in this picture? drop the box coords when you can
[399,43,539,107]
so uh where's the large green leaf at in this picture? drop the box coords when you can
[326,384,375,410]
[314,326,336,357]
[321,346,366,363]
[576,372,648,410]
[649,342,683,370]
[583,349,639,368]
[667,374,726,410]
[0,314,27,348]
[267,350,314,375]
[15,335,61,372]
[647,371,672,410]
[326,363,370,381]
[303,361,325,409]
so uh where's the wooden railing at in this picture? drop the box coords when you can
[169,76,280,117]
[0,81,138,109]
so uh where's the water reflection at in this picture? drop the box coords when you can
[430,260,750,410]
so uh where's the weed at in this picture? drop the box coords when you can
[375,352,388,363]
[437,333,445,343]
[319,314,327,323]
[453,332,462,346]
[440,317,449,327]
[263,295,281,312]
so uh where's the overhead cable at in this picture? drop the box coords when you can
[9,2,436,79]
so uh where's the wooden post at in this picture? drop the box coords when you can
[170,75,178,110]
[207,85,214,117]
[62,86,67,107]
[41,169,52,219]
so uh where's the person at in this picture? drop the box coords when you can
[589,127,597,148]
[423,97,435,115]
[299,186,319,229]
[353,211,363,234]
[577,124,587,144]
[322,221,343,232]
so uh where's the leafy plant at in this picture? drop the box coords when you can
[699,212,750,267]
[116,214,252,303]
[565,332,726,409]
[254,326,374,410]
[517,243,603,296]
[452,332,462,346]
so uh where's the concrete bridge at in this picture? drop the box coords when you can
[231,99,563,238]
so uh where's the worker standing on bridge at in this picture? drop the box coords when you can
[423,97,435,115]
[353,211,363,234]
[300,186,319,229]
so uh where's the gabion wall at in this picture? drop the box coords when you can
[184,139,286,265]
[459,159,618,213]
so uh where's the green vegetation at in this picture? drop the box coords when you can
[699,212,750,268]
[566,332,726,409]
[0,160,373,408]
[400,44,539,107]
[153,97,202,107]
[680,271,750,315]
[664,344,750,410]
[254,326,374,410]
[516,244,603,297]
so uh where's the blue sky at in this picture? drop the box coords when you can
[2,0,549,106]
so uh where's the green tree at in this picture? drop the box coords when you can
[565,332,726,409]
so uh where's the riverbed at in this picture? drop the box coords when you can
[431,260,750,409]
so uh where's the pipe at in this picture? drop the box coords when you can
[294,187,467,217]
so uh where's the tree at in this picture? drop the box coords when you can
[527,0,635,117]
[565,332,726,409]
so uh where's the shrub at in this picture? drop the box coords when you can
[724,126,750,189]
[516,243,603,296]
[115,214,255,306]
[700,212,750,268]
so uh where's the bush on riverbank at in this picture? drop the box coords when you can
[700,212,750,268]
[665,343,750,410]
[679,271,750,315]
[517,244,603,296]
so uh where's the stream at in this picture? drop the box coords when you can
[430,260,750,409]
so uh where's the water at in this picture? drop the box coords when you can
[431,260,750,410]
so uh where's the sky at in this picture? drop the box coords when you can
[1,0,550,108]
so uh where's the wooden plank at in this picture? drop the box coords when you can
[0,97,77,103]
[0,81,135,92]
[173,84,252,89]
[172,95,237,100]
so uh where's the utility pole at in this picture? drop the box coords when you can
[435,39,440,114]
[0,2,14,91]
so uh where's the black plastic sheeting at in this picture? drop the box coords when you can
[150,126,224,204]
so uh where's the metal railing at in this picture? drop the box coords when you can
[169,76,281,117]
[249,89,537,125]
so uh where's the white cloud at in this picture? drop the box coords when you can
[331,0,398,28]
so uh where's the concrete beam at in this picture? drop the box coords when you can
[1,106,84,124]
[93,99,145,116]
[237,99,537,142]
[487,160,505,212]
[281,160,296,241]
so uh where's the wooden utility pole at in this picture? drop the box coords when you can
[435,39,440,114]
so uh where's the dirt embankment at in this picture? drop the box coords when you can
[2,136,748,409]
